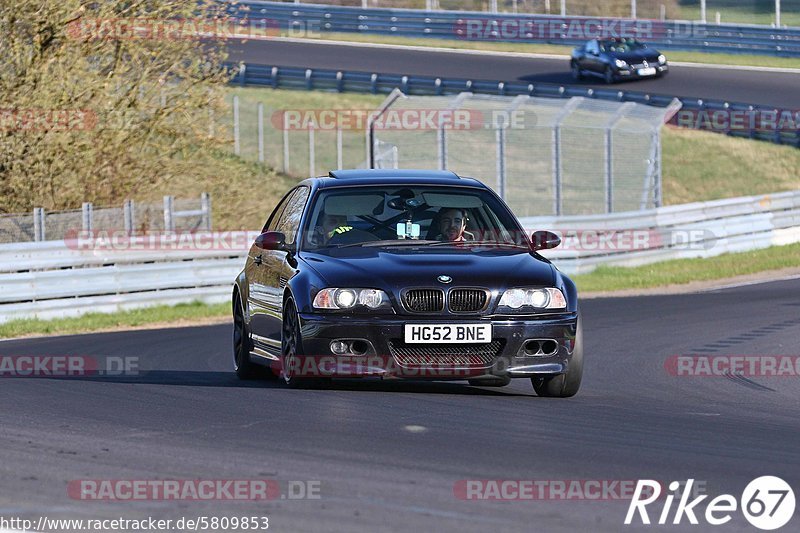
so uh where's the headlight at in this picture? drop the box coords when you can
[658,54,667,64]
[497,288,567,311]
[614,59,628,69]
[313,288,391,310]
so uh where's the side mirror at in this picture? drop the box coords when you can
[254,231,287,251]
[531,230,561,251]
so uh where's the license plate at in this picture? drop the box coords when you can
[404,324,492,344]
[637,67,657,76]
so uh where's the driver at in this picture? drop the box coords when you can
[316,213,352,245]
[435,208,474,242]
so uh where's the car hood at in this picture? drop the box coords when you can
[613,50,661,63]
[300,247,556,290]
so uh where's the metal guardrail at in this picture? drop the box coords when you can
[1,191,798,323]
[229,1,800,57]
[229,63,800,147]
[0,232,258,324]
[523,190,800,275]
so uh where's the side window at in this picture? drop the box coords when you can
[275,187,310,245]
[263,191,294,233]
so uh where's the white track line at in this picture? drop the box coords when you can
[251,36,800,74]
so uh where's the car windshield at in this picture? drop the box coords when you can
[602,39,646,53]
[302,185,528,250]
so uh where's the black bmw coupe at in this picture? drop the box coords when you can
[570,37,669,83]
[232,169,582,397]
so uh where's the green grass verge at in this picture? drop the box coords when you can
[572,242,800,292]
[0,301,229,340]
[287,32,800,70]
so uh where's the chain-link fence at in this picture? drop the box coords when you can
[371,91,680,216]
[225,93,371,177]
[0,194,211,244]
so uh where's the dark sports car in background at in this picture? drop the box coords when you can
[571,38,668,83]
[232,169,582,397]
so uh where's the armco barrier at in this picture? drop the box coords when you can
[229,1,800,57]
[0,232,256,324]
[229,63,800,147]
[522,190,800,275]
[1,192,798,323]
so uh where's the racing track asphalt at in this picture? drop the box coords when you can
[1,277,799,532]
[227,39,800,109]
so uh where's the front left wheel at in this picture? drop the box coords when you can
[531,318,583,398]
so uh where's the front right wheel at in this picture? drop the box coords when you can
[570,61,583,81]
[531,318,583,398]
[281,298,329,389]
[233,292,259,380]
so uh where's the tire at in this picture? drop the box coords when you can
[604,67,616,84]
[233,292,259,380]
[531,318,583,398]
[570,62,583,81]
[281,298,329,389]
[468,376,511,387]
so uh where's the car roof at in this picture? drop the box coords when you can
[303,169,486,189]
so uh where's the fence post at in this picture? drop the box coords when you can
[233,95,240,156]
[495,124,506,201]
[257,102,265,163]
[604,102,635,214]
[655,133,663,207]
[561,0,566,16]
[201,192,212,230]
[33,207,45,242]
[776,0,781,27]
[308,122,316,177]
[282,112,290,174]
[82,202,93,233]
[124,199,134,233]
[490,0,498,13]
[660,4,666,20]
[163,195,174,232]
[336,124,343,170]
[437,119,446,170]
[700,0,706,23]
[552,98,581,216]
[631,0,636,19]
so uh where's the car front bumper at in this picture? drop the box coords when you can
[616,64,669,78]
[293,312,579,380]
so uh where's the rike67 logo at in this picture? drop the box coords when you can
[625,477,795,530]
